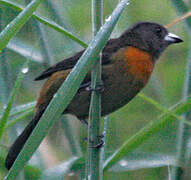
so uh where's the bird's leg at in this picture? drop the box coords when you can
[81,121,104,149]
[89,135,104,148]
[84,135,104,148]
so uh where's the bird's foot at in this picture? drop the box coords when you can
[85,81,104,93]
[84,134,104,148]
[89,138,104,148]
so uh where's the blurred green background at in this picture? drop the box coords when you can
[0,0,190,179]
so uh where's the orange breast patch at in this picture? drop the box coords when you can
[125,47,154,83]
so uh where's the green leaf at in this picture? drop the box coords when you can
[0,0,43,52]
[103,97,191,172]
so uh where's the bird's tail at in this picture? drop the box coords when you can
[5,109,44,170]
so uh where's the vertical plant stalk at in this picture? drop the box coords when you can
[170,1,191,179]
[86,0,103,179]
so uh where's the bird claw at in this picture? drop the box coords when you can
[89,134,105,148]
[85,81,104,93]
[84,134,104,148]
[89,139,104,148]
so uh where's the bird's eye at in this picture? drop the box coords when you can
[155,27,162,35]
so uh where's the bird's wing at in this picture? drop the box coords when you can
[34,50,85,81]
[34,38,119,81]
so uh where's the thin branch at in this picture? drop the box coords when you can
[165,11,191,28]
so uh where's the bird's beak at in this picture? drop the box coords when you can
[164,33,183,44]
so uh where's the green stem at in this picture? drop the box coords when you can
[87,0,103,179]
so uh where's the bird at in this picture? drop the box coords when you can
[5,21,183,170]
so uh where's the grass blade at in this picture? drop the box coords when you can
[0,101,35,119]
[0,62,28,140]
[138,93,191,126]
[0,0,43,51]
